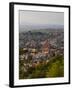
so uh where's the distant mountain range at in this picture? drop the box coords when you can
[20,24,64,32]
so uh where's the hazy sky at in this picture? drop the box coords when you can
[19,10,64,26]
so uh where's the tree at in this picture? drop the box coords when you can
[46,56,64,77]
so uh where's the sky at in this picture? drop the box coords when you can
[19,10,64,31]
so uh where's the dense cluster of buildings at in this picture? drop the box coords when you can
[19,30,64,73]
[20,39,63,65]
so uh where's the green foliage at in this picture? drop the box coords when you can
[19,55,64,79]
[46,60,64,77]
[46,55,64,77]
[29,64,46,78]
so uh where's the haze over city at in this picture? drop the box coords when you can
[19,10,64,32]
[19,10,64,79]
